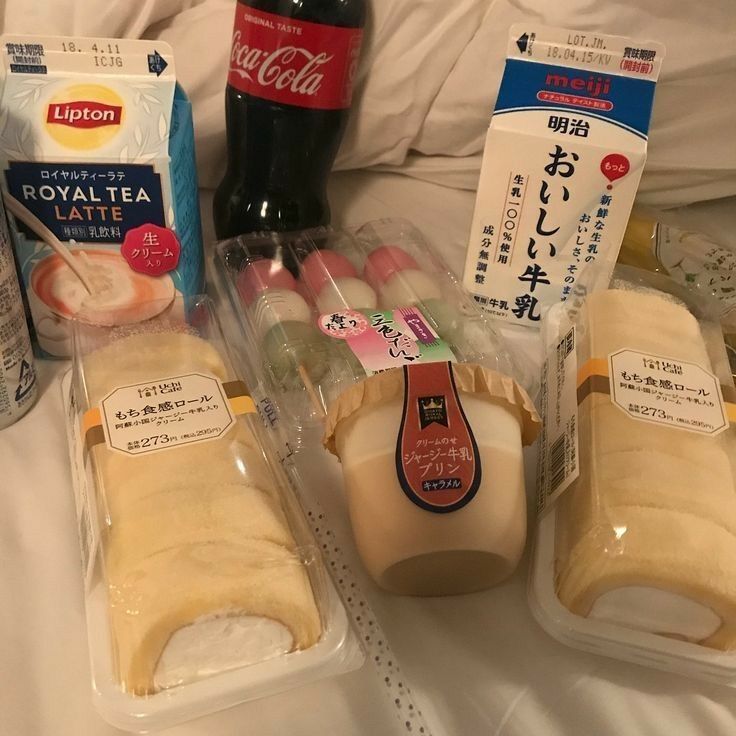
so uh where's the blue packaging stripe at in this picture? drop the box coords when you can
[168,83,204,296]
[494,59,656,138]
[5,161,166,243]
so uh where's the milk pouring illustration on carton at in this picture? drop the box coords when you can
[0,36,204,356]
[463,25,665,325]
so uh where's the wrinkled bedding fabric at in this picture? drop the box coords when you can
[3,1,735,208]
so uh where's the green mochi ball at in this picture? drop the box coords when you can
[327,338,366,379]
[262,320,329,387]
[417,298,464,345]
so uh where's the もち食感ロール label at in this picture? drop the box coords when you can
[607,349,728,435]
[83,373,255,456]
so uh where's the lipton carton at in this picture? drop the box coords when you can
[463,25,664,326]
[0,36,204,356]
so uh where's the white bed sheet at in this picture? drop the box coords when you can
[3,170,736,736]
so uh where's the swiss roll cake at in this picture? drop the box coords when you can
[555,288,736,648]
[83,331,321,694]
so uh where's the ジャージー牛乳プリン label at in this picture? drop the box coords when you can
[463,25,665,326]
[0,35,204,357]
[396,362,481,513]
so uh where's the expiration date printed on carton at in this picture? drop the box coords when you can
[464,25,665,326]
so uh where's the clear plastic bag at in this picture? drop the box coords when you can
[532,266,736,684]
[214,217,535,444]
[212,218,541,598]
[64,296,360,731]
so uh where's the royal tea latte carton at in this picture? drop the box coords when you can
[0,35,204,356]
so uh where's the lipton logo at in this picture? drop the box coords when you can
[544,72,611,98]
[47,100,122,129]
[44,85,125,150]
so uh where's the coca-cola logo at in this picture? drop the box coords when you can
[230,30,333,97]
[227,5,363,110]
[46,100,122,129]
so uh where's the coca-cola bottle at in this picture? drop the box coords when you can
[213,0,365,240]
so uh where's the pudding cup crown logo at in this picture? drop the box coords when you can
[44,84,124,149]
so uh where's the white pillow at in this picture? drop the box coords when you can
[151,0,491,188]
[2,0,735,209]
[410,1,736,208]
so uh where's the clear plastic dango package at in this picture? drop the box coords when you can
[212,218,541,597]
[532,265,736,684]
[63,295,361,732]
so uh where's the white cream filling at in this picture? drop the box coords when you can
[589,586,722,641]
[153,613,294,690]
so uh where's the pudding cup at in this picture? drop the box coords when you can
[325,363,540,596]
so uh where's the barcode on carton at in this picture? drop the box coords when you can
[537,325,580,515]
[548,434,567,492]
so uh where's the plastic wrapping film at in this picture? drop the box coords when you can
[619,213,736,380]
[211,217,543,733]
[213,217,535,449]
[64,296,360,732]
[531,265,736,684]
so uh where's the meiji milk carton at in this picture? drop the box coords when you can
[463,25,664,325]
[0,36,204,356]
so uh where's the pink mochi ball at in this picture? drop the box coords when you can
[363,245,419,291]
[237,258,296,305]
[299,249,358,298]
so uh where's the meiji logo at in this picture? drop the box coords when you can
[230,30,333,97]
[544,73,611,98]
[47,100,122,129]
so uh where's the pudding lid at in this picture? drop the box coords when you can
[323,362,541,456]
